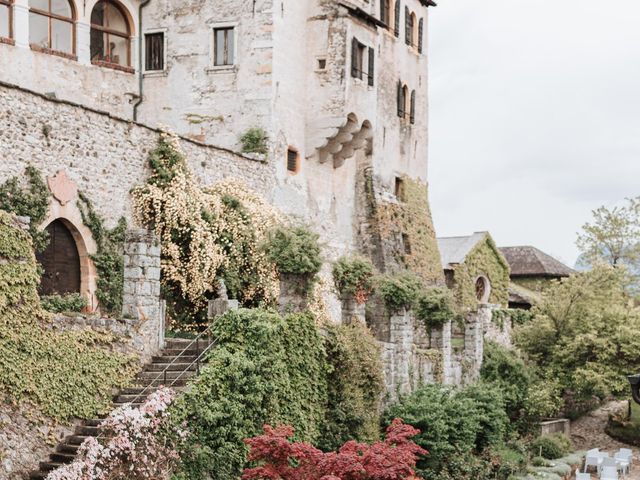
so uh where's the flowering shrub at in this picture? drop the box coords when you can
[46,388,184,480]
[132,133,282,324]
[263,226,322,276]
[242,419,426,480]
[332,256,375,304]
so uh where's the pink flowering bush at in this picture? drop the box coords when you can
[47,387,185,480]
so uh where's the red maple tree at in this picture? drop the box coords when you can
[242,418,427,480]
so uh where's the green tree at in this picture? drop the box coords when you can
[577,197,640,267]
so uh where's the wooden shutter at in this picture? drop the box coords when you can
[368,47,374,86]
[351,37,359,78]
[397,81,403,117]
[145,33,164,71]
[418,18,424,53]
[380,0,388,25]
[394,1,400,37]
[410,90,416,124]
[405,7,411,45]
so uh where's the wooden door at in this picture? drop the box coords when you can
[36,220,81,296]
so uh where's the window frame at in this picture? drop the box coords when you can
[90,0,133,69]
[143,28,167,74]
[286,147,300,175]
[29,0,76,56]
[210,22,237,70]
[0,0,12,41]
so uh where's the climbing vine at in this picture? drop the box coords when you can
[0,211,137,421]
[132,133,282,326]
[0,166,50,251]
[448,236,510,312]
[77,193,127,315]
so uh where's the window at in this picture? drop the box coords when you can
[397,82,408,119]
[90,0,131,67]
[0,0,11,39]
[404,7,413,46]
[393,0,400,37]
[475,277,491,303]
[145,32,164,71]
[29,0,75,54]
[351,38,374,84]
[380,0,390,25]
[418,17,424,53]
[394,176,405,201]
[317,57,326,70]
[286,148,300,174]
[214,27,234,66]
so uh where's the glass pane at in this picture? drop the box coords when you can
[227,28,234,64]
[91,1,105,26]
[29,12,49,48]
[214,29,224,65]
[105,3,126,34]
[145,33,163,70]
[29,0,49,11]
[51,0,71,18]
[0,5,9,38]
[51,19,72,53]
[109,34,128,65]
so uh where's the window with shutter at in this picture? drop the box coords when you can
[367,47,374,86]
[351,37,366,80]
[145,32,164,71]
[380,0,390,25]
[394,1,400,37]
[405,6,411,45]
[418,18,424,53]
[287,148,300,174]
[397,81,404,118]
[410,90,416,124]
[214,27,234,66]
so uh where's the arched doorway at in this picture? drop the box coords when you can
[36,219,81,295]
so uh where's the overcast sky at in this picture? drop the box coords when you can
[428,0,640,266]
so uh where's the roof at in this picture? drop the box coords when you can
[499,246,574,278]
[437,232,489,269]
[508,282,541,306]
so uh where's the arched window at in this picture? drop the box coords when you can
[410,12,417,47]
[397,82,409,119]
[0,0,12,39]
[90,0,131,67]
[380,0,390,26]
[393,0,400,37]
[29,0,75,54]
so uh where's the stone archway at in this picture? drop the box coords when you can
[37,219,81,295]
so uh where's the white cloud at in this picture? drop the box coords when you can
[428,0,640,266]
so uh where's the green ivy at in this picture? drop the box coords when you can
[492,308,533,329]
[77,193,127,315]
[263,226,322,276]
[0,211,137,421]
[332,255,375,301]
[415,287,458,329]
[0,166,50,251]
[41,293,88,314]
[239,127,269,155]
[376,271,423,313]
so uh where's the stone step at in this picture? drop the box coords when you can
[130,376,191,388]
[67,435,92,445]
[75,425,100,436]
[85,419,103,427]
[160,348,205,356]
[56,443,79,455]
[38,461,65,472]
[136,370,195,381]
[50,452,76,464]
[145,362,197,372]
[152,354,198,363]
[29,472,46,480]
[164,338,213,349]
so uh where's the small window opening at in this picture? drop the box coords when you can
[402,233,412,255]
[317,58,327,70]
[394,177,405,201]
[214,26,234,66]
[145,32,164,71]
[287,148,300,174]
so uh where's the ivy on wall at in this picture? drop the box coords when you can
[0,211,137,421]
[77,193,127,315]
[0,166,50,251]
[448,236,510,312]
[369,175,444,285]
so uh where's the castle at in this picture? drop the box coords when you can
[0,0,508,395]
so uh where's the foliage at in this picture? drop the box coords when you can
[264,226,322,276]
[492,308,534,329]
[320,322,384,451]
[0,211,137,421]
[242,419,427,480]
[447,235,510,311]
[41,293,88,313]
[415,287,457,329]
[170,309,328,480]
[576,196,640,267]
[132,133,281,325]
[383,383,510,476]
[515,265,640,406]
[528,434,571,460]
[332,255,375,304]
[376,271,423,313]
[369,174,443,285]
[46,388,184,480]
[77,193,127,315]
[0,166,50,251]
[239,128,269,155]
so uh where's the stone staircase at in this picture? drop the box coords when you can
[28,337,212,480]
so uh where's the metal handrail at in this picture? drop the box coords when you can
[128,327,215,405]
[167,339,217,388]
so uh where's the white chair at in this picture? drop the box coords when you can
[601,466,618,480]
[600,456,617,474]
[585,452,602,473]
[576,472,591,480]
[614,452,630,475]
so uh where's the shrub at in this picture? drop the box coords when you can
[41,293,88,314]
[320,322,384,451]
[332,255,375,303]
[242,419,427,480]
[485,444,527,478]
[46,388,183,480]
[528,434,572,460]
[239,127,269,155]
[414,287,456,329]
[263,226,322,276]
[376,272,423,313]
[462,382,509,451]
